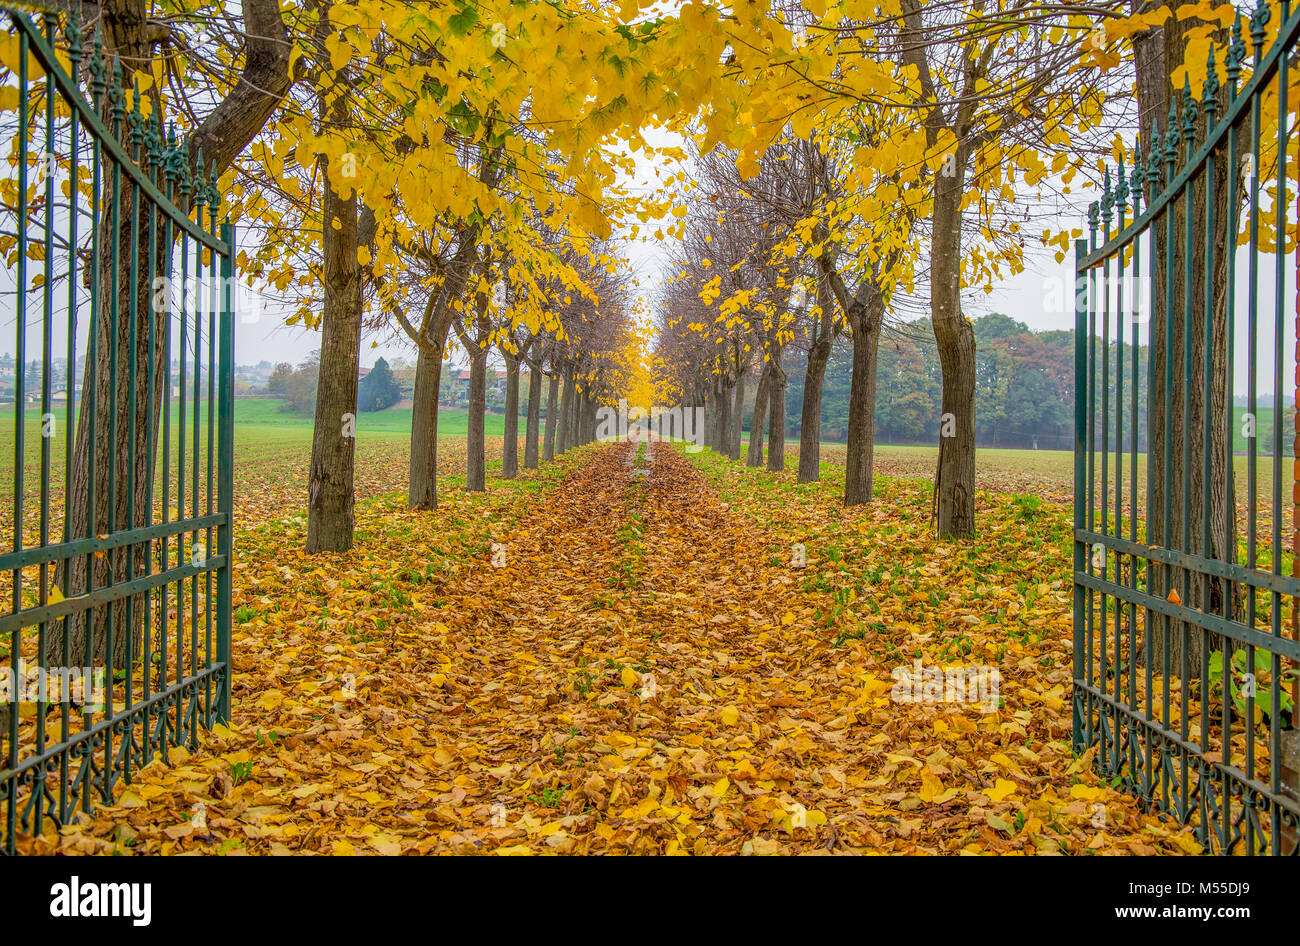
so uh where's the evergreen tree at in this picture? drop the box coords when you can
[357,357,402,412]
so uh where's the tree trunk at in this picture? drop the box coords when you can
[718,380,732,455]
[713,382,726,452]
[305,151,362,553]
[573,390,586,446]
[844,297,885,504]
[767,350,786,472]
[584,392,598,444]
[931,165,977,539]
[408,343,442,509]
[502,352,520,478]
[747,366,770,467]
[524,360,542,469]
[543,371,559,460]
[556,370,574,454]
[466,345,487,491]
[565,375,581,447]
[730,372,746,460]
[799,334,832,484]
[701,386,714,450]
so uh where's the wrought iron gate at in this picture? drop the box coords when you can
[0,9,234,853]
[1074,0,1300,854]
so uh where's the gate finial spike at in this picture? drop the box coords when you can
[88,30,106,102]
[1227,14,1247,90]
[1130,152,1143,213]
[163,123,180,187]
[208,159,221,219]
[108,60,126,134]
[1115,155,1129,223]
[1163,103,1180,168]
[66,7,83,65]
[1145,119,1162,195]
[194,147,209,214]
[180,137,194,197]
[147,112,164,171]
[1100,165,1113,229]
[128,82,145,148]
[1250,0,1271,57]
[1203,48,1220,121]
[1180,76,1198,143]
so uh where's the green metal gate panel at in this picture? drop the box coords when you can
[0,9,234,854]
[1074,0,1300,854]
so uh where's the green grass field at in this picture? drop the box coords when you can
[800,439,1291,499]
[228,397,520,439]
[0,399,518,518]
[0,399,517,483]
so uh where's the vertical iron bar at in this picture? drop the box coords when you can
[7,26,30,853]
[124,89,140,782]
[217,223,235,725]
[61,19,81,825]
[82,39,101,813]
[1073,238,1088,755]
[205,216,217,726]
[1270,3,1290,854]
[35,13,57,836]
[142,133,158,767]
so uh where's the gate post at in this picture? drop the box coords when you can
[1072,238,1088,753]
[1285,203,1300,854]
[216,223,236,725]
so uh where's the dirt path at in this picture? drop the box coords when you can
[368,438,862,854]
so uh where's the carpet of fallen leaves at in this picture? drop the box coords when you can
[230,435,503,521]
[25,440,1205,855]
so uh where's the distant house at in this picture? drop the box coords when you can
[443,365,529,408]
[451,369,472,406]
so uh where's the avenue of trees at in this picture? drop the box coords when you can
[651,0,1273,548]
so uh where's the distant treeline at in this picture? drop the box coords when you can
[777,313,1293,454]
